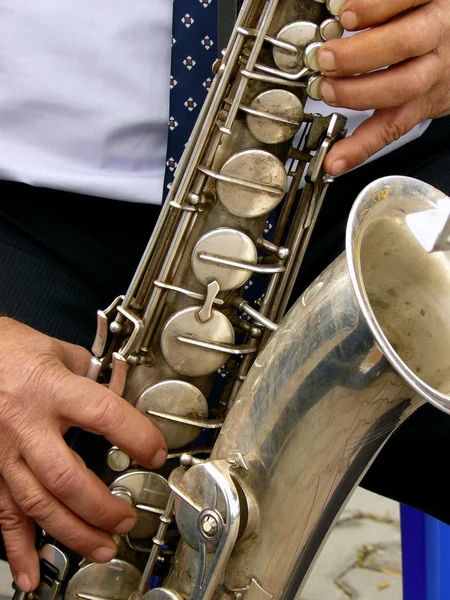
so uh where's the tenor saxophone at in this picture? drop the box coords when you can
[31,2,450,600]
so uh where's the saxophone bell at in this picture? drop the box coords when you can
[166,176,450,600]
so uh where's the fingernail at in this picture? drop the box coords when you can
[318,50,336,73]
[320,81,337,105]
[330,159,347,176]
[15,573,31,593]
[340,10,358,30]
[327,0,346,17]
[114,516,136,535]
[89,545,116,563]
[150,447,168,469]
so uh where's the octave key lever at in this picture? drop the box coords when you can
[198,280,221,323]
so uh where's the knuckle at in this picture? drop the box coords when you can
[431,2,447,44]
[91,393,123,432]
[18,489,54,521]
[20,354,64,406]
[59,342,91,376]
[0,506,26,533]
[0,393,21,434]
[408,67,430,99]
[47,464,84,498]
[380,119,407,146]
[396,24,419,58]
[433,49,446,81]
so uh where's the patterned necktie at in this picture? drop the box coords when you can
[163,0,218,198]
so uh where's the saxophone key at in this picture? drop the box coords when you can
[304,42,324,72]
[326,0,346,17]
[273,21,319,73]
[307,74,325,100]
[192,228,257,290]
[107,447,132,473]
[109,471,170,542]
[216,149,287,218]
[64,559,142,600]
[244,89,304,144]
[135,380,209,450]
[320,17,344,41]
[161,307,235,377]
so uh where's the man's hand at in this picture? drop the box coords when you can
[317,0,450,175]
[0,318,167,592]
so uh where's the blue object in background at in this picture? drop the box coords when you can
[401,505,450,599]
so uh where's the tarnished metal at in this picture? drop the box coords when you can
[42,2,450,600]
[166,177,450,599]
[48,2,450,594]
[136,380,209,450]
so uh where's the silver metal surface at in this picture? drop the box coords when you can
[111,486,134,506]
[273,21,319,73]
[135,380,209,449]
[245,89,304,144]
[320,17,344,40]
[198,280,221,323]
[110,471,170,540]
[39,545,69,580]
[65,560,141,600]
[405,199,450,252]
[234,300,279,332]
[34,544,69,600]
[192,228,257,290]
[326,0,344,16]
[198,253,285,274]
[168,461,241,600]
[142,590,184,600]
[307,74,324,100]
[136,492,176,596]
[176,335,256,356]
[166,177,450,599]
[216,149,287,218]
[61,3,450,600]
[199,510,223,541]
[91,295,124,358]
[70,1,353,599]
[107,446,132,472]
[161,306,235,377]
[147,410,222,431]
[304,41,323,72]
[154,280,224,306]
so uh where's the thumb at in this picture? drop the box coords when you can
[324,100,428,176]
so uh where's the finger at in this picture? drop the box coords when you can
[320,53,441,110]
[0,480,39,591]
[323,100,428,175]
[21,435,137,535]
[56,339,92,377]
[334,0,431,31]
[4,460,118,564]
[318,3,441,76]
[57,374,167,469]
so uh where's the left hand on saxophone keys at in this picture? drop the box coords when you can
[316,0,450,175]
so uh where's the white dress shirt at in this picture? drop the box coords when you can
[0,0,173,204]
[0,2,430,204]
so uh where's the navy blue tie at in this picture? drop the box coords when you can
[163,0,218,198]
